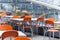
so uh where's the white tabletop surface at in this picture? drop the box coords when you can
[12,18,47,21]
[12,18,37,21]
[0,31,26,37]
[4,16,13,17]
[54,22,60,24]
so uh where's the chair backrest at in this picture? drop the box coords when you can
[12,16,19,19]
[48,18,55,22]
[0,25,13,30]
[23,16,31,22]
[45,20,54,26]
[37,18,44,22]
[20,16,25,18]
[1,12,7,17]
[14,37,30,40]
[2,30,18,40]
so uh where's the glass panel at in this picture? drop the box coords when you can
[17,0,27,2]
[1,3,15,15]
[26,4,33,10]
[1,0,14,2]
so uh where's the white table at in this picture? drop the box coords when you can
[12,18,47,21]
[12,18,37,21]
[54,22,60,24]
[0,31,26,37]
[4,16,13,18]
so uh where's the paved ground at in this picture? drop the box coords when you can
[31,35,60,40]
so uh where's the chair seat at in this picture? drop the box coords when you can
[21,26,30,28]
[47,29,58,32]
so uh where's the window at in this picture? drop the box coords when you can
[1,0,14,3]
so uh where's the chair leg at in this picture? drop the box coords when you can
[49,32,51,40]
[30,26,33,37]
[59,31,60,39]
[36,27,38,35]
[22,26,25,33]
[18,25,20,31]
[43,30,46,40]
[52,31,54,40]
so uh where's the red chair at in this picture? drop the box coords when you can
[2,30,18,40]
[14,37,31,40]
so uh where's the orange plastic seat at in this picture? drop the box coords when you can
[48,18,55,22]
[37,17,44,22]
[2,30,18,40]
[14,37,31,40]
[22,16,32,28]
[1,12,7,17]
[0,25,13,30]
[12,15,19,19]
[20,16,25,18]
[23,16,31,22]
[45,20,54,26]
[47,29,58,32]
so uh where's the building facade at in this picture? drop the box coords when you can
[0,0,60,21]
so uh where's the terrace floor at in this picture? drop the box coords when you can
[31,35,60,40]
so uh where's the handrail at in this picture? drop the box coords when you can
[27,0,60,10]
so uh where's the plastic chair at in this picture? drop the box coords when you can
[22,16,34,36]
[36,18,44,34]
[0,25,13,30]
[12,16,19,19]
[48,18,55,22]
[20,16,25,18]
[12,16,19,30]
[14,37,31,40]
[1,12,7,17]
[2,30,18,40]
[44,20,59,40]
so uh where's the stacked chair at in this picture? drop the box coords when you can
[11,16,19,30]
[43,18,59,40]
[36,17,45,34]
[21,16,34,37]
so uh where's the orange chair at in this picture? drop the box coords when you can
[0,25,13,30]
[20,16,25,18]
[36,18,44,34]
[12,15,20,30]
[22,16,34,36]
[12,15,19,19]
[48,18,55,22]
[1,12,7,17]
[44,20,59,40]
[37,17,44,22]
[2,30,18,40]
[14,37,31,40]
